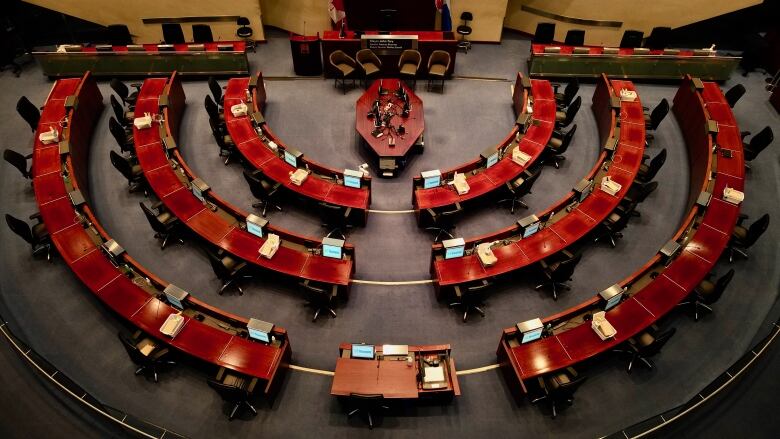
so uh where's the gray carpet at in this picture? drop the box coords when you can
[0,27,778,438]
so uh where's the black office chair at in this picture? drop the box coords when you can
[16,96,40,132]
[535,252,582,300]
[192,24,214,43]
[555,96,580,129]
[724,84,746,108]
[161,23,185,44]
[543,124,577,169]
[637,148,667,183]
[644,98,669,137]
[614,327,676,372]
[110,150,146,193]
[678,269,735,321]
[236,17,256,52]
[594,205,636,248]
[110,78,140,109]
[449,279,491,322]
[118,331,175,383]
[204,95,225,125]
[644,27,671,50]
[742,126,773,168]
[497,167,542,214]
[106,24,132,46]
[347,393,389,430]
[3,149,32,179]
[5,213,52,261]
[457,12,473,52]
[727,213,769,262]
[619,180,658,218]
[208,368,258,421]
[564,30,585,46]
[533,23,556,44]
[208,76,224,108]
[300,279,338,321]
[109,116,134,155]
[242,170,282,217]
[425,202,463,243]
[139,201,183,249]
[111,94,133,128]
[209,117,237,165]
[531,367,587,419]
[619,30,644,49]
[205,248,253,295]
[553,78,579,110]
[319,202,352,240]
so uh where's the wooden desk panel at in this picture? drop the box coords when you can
[332,358,419,399]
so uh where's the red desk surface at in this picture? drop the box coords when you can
[224,77,370,212]
[135,77,352,286]
[356,79,423,158]
[331,358,420,399]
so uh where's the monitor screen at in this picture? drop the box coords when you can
[445,245,465,259]
[344,175,361,189]
[351,344,375,359]
[165,293,185,310]
[486,152,499,168]
[521,327,543,344]
[248,328,270,343]
[579,184,593,203]
[246,221,264,238]
[191,185,205,203]
[322,244,343,259]
[604,292,623,311]
[523,221,541,238]
[284,150,298,167]
[424,175,441,189]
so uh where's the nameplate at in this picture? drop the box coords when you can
[361,34,418,55]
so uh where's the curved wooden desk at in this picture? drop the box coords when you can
[497,75,744,401]
[431,75,644,295]
[134,73,354,293]
[31,72,291,395]
[224,74,372,225]
[412,74,554,225]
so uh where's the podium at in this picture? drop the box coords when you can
[290,33,322,76]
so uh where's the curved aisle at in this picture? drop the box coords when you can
[31,72,291,397]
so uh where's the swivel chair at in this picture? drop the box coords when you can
[543,124,577,168]
[161,23,185,44]
[449,279,491,322]
[110,150,146,194]
[347,393,389,429]
[613,326,676,372]
[644,98,669,145]
[678,269,735,321]
[533,23,555,44]
[319,202,352,240]
[16,96,40,132]
[205,248,253,295]
[139,202,183,249]
[110,78,140,109]
[724,83,746,108]
[204,95,224,125]
[3,149,32,179]
[236,17,256,52]
[208,368,258,420]
[555,96,580,129]
[531,367,587,418]
[300,279,338,321]
[192,24,214,43]
[564,30,585,46]
[208,76,224,108]
[727,213,769,262]
[106,24,132,46]
[118,330,175,383]
[497,167,542,213]
[535,251,582,300]
[456,12,473,52]
[618,180,658,218]
[742,126,773,169]
[553,79,579,110]
[619,30,644,49]
[242,170,282,217]
[637,148,667,183]
[5,213,52,261]
[111,94,133,128]
[425,202,463,242]
[109,116,134,155]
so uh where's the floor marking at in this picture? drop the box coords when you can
[456,364,501,375]
[368,209,415,214]
[352,279,434,286]
[287,363,502,377]
[289,365,335,376]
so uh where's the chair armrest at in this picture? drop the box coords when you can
[151,347,170,361]
[561,249,575,259]
[29,212,42,221]
[215,366,226,381]
[25,153,33,159]
[741,131,751,140]
[232,261,248,276]
[566,367,578,378]
[247,377,258,393]
[737,213,749,225]
[552,84,561,94]
[426,208,437,220]
[130,83,142,89]
[343,207,352,219]
[151,200,163,210]
[539,259,550,271]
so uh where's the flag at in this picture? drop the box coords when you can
[328,0,346,24]
[435,0,452,32]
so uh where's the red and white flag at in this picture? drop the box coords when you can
[328,0,346,24]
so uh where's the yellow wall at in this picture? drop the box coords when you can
[504,0,761,46]
[450,0,509,43]
[260,0,331,36]
[24,0,265,43]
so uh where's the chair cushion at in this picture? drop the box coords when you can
[696,279,715,296]
[221,255,241,271]
[555,111,566,122]
[362,63,380,76]
[457,25,472,35]
[429,64,447,77]
[31,222,48,240]
[548,137,562,149]
[131,164,142,176]
[157,212,173,225]
[732,225,747,241]
[237,28,253,38]
[400,63,418,76]
[337,63,355,77]
[639,163,649,175]
[637,332,655,348]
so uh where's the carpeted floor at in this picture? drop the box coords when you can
[0,27,778,438]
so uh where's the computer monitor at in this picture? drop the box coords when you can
[517,318,544,344]
[480,146,500,169]
[191,178,209,203]
[523,222,540,238]
[443,237,465,259]
[284,150,298,167]
[247,318,274,343]
[599,284,624,311]
[343,169,363,189]
[163,284,189,311]
[246,214,267,238]
[421,169,441,189]
[574,179,594,203]
[351,344,375,359]
[486,152,499,168]
[322,237,344,259]
[518,214,541,239]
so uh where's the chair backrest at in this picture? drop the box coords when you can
[161,23,185,44]
[356,49,380,67]
[517,166,543,196]
[110,95,127,124]
[118,332,150,366]
[639,328,676,358]
[436,203,463,228]
[106,24,132,46]
[461,12,473,22]
[398,50,422,69]
[428,50,451,70]
[533,23,555,44]
[644,27,672,50]
[561,96,581,127]
[3,149,30,179]
[16,96,40,132]
[558,124,577,154]
[564,30,585,46]
[242,170,268,201]
[329,50,355,69]
[743,214,770,248]
[725,84,746,108]
[5,214,34,246]
[204,95,221,121]
[207,378,248,403]
[109,150,134,181]
[644,149,667,181]
[208,77,222,105]
[745,126,773,161]
[634,181,659,204]
[319,202,348,228]
[705,269,735,305]
[139,202,170,235]
[237,17,251,27]
[192,24,213,43]
[109,117,132,153]
[620,30,644,49]
[649,98,669,130]
[551,253,582,282]
[205,249,231,280]
[550,373,588,401]
[110,79,130,105]
[561,79,580,107]
[208,117,228,148]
